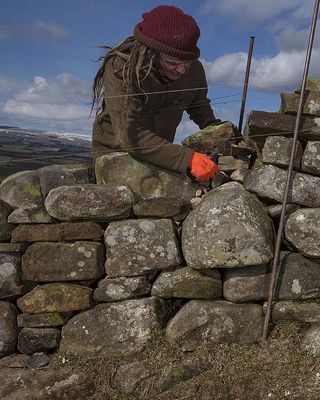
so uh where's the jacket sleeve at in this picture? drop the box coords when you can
[104,61,194,174]
[186,61,218,129]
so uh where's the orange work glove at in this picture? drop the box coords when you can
[189,152,219,181]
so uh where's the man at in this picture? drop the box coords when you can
[92,5,220,182]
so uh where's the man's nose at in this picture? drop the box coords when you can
[176,63,189,74]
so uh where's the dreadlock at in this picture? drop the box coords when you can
[91,37,156,116]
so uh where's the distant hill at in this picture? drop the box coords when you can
[0,127,93,182]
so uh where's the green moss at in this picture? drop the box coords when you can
[21,185,41,197]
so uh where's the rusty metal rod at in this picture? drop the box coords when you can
[238,36,255,134]
[262,0,320,343]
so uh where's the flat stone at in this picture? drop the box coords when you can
[17,313,69,328]
[0,353,29,368]
[0,170,43,209]
[22,242,105,282]
[133,196,191,219]
[243,164,320,207]
[11,222,104,242]
[166,300,263,350]
[285,209,320,257]
[267,203,298,218]
[38,163,95,198]
[181,121,239,155]
[60,297,168,355]
[280,91,320,116]
[17,327,61,355]
[223,253,320,302]
[262,136,303,169]
[27,352,51,369]
[0,301,18,358]
[95,152,197,201]
[151,266,222,298]
[218,156,249,173]
[0,243,25,254]
[7,205,54,224]
[230,167,248,183]
[182,182,274,269]
[93,276,151,302]
[0,199,14,242]
[302,141,320,176]
[270,301,320,323]
[105,219,181,277]
[45,184,135,221]
[113,361,151,394]
[0,254,34,299]
[301,325,320,355]
[16,283,92,313]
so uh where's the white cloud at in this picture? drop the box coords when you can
[32,21,70,38]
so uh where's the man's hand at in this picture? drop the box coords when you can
[189,152,219,182]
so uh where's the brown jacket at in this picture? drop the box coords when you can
[92,55,216,173]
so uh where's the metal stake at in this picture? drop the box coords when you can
[262,0,320,343]
[238,36,255,134]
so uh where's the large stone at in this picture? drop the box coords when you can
[17,313,69,328]
[243,164,320,207]
[270,301,320,323]
[280,91,320,116]
[244,110,320,151]
[11,222,104,242]
[133,196,191,219]
[285,208,320,257]
[95,152,197,201]
[0,170,43,209]
[0,302,18,358]
[306,77,320,93]
[0,243,25,254]
[93,276,151,302]
[60,297,168,355]
[151,266,222,298]
[302,141,320,176]
[181,121,239,155]
[16,283,92,313]
[17,327,61,355]
[301,325,320,355]
[223,253,320,302]
[22,241,104,282]
[105,219,181,277]
[45,184,135,221]
[0,200,14,242]
[38,163,95,198]
[182,182,274,269]
[166,300,263,349]
[0,255,34,299]
[7,205,53,224]
[262,136,303,169]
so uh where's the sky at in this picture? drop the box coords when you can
[1,0,320,142]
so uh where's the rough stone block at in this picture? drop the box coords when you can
[17,327,61,355]
[302,141,320,176]
[262,136,303,169]
[0,301,18,358]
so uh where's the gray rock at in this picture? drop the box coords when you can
[0,302,18,358]
[0,243,25,254]
[22,241,105,282]
[93,276,151,302]
[0,200,14,242]
[301,325,320,356]
[105,219,181,277]
[95,152,196,201]
[280,91,320,116]
[11,222,104,242]
[113,361,151,394]
[45,184,135,221]
[166,300,263,350]
[269,301,320,323]
[17,327,61,355]
[17,283,92,313]
[182,182,274,269]
[0,170,43,209]
[38,163,95,198]
[7,205,53,224]
[0,254,34,299]
[243,164,320,207]
[0,353,29,368]
[17,313,69,328]
[302,141,320,176]
[223,253,320,302]
[267,203,298,218]
[151,266,222,298]
[285,209,320,257]
[60,297,168,355]
[262,136,302,169]
[306,77,320,93]
[27,352,51,369]
[133,196,191,219]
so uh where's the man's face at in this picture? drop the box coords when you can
[157,53,193,80]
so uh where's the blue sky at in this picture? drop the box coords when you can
[1,0,319,141]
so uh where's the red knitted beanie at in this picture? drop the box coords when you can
[134,5,200,60]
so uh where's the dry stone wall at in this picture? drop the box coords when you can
[2,80,320,364]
